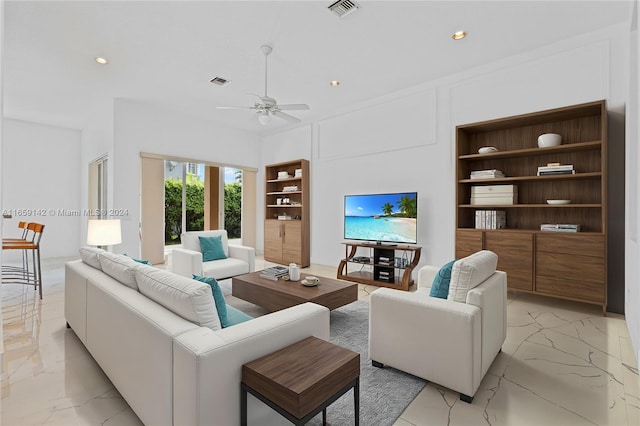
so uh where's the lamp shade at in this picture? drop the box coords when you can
[87,219,122,246]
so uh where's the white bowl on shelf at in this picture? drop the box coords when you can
[546,199,571,205]
[478,146,498,154]
[537,133,562,148]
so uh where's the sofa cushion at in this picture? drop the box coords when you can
[135,267,221,331]
[201,257,250,280]
[448,250,498,303]
[193,275,228,327]
[199,236,227,262]
[79,246,104,270]
[429,259,456,299]
[98,252,140,290]
[181,230,229,257]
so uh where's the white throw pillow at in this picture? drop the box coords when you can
[448,250,498,303]
[98,252,140,290]
[79,246,104,270]
[135,267,221,331]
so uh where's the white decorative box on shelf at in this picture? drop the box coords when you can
[470,185,518,205]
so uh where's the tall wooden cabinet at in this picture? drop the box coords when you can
[264,159,310,267]
[455,100,607,313]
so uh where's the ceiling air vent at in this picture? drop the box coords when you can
[210,76,230,86]
[328,0,359,18]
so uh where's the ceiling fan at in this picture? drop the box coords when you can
[217,45,310,125]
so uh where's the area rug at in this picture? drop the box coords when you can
[305,300,426,426]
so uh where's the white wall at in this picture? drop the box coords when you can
[111,99,261,256]
[79,100,115,248]
[261,23,629,280]
[1,119,81,259]
[626,0,640,366]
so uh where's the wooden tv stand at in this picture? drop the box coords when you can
[337,242,421,291]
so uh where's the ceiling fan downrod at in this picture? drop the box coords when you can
[260,44,272,98]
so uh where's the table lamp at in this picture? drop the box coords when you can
[87,219,122,249]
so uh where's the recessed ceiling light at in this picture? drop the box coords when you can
[330,81,340,87]
[452,31,467,40]
[95,57,109,65]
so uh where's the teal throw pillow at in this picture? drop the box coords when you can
[193,275,229,327]
[429,260,456,299]
[199,235,227,262]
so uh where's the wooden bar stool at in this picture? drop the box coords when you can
[2,223,45,299]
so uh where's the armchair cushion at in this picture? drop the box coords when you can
[429,259,456,299]
[448,250,498,303]
[199,235,227,262]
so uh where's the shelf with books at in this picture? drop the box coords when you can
[455,100,607,314]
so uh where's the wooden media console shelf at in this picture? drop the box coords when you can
[337,242,421,291]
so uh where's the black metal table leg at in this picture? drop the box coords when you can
[241,383,248,426]
[354,377,360,426]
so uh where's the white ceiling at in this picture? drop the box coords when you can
[2,1,633,135]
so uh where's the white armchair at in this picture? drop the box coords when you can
[368,250,507,403]
[171,230,255,280]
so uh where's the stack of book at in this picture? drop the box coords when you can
[537,163,575,176]
[377,256,392,266]
[540,224,581,232]
[378,270,392,282]
[470,169,505,179]
[475,210,506,229]
[259,266,289,281]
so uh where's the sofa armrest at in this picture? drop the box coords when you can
[369,287,481,397]
[228,244,256,273]
[417,265,439,291]
[173,302,330,426]
[171,248,202,277]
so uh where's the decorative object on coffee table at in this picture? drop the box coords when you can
[241,336,360,426]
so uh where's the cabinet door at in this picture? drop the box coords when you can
[484,231,533,291]
[456,230,483,259]
[264,220,283,262]
[282,221,303,264]
[535,234,605,303]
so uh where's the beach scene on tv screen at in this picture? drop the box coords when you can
[344,193,417,243]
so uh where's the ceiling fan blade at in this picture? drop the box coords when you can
[216,106,254,110]
[277,104,310,111]
[273,110,301,123]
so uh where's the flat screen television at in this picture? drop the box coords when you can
[344,192,417,244]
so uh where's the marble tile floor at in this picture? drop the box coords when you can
[1,256,638,426]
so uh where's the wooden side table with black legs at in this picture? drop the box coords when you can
[241,336,360,425]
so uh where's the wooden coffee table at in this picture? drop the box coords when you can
[241,336,360,425]
[232,271,358,312]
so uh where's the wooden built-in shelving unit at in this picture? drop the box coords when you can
[455,100,607,314]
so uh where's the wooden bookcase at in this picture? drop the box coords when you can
[455,100,607,313]
[264,159,310,267]
[337,242,421,291]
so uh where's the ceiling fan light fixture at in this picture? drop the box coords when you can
[258,112,271,125]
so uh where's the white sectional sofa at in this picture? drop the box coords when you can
[65,247,329,425]
[171,230,255,280]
